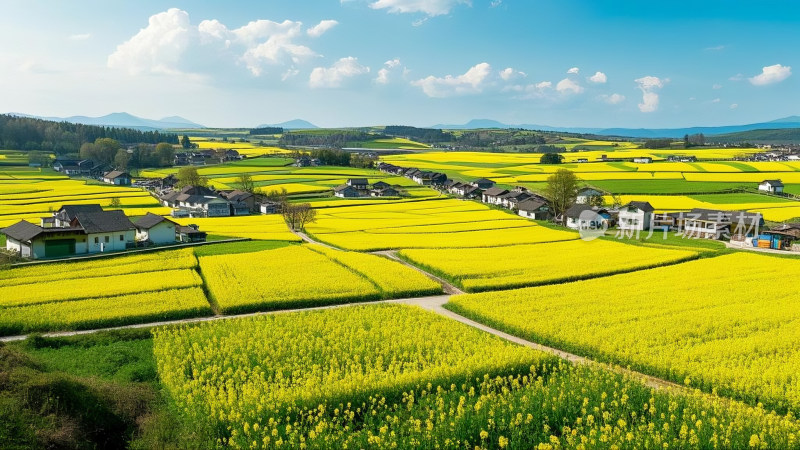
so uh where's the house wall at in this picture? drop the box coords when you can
[86,230,135,253]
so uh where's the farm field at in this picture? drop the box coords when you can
[399,239,700,291]
[448,252,800,415]
[151,303,800,449]
[198,244,442,313]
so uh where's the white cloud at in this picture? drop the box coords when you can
[730,103,738,109]
[588,71,607,84]
[600,93,625,104]
[411,62,492,97]
[368,0,471,16]
[309,56,370,88]
[499,67,525,81]
[748,64,792,86]
[567,67,579,74]
[556,77,583,94]
[109,9,320,78]
[634,75,666,113]
[69,33,91,41]
[712,83,722,90]
[107,8,193,75]
[307,19,339,37]
[375,58,402,84]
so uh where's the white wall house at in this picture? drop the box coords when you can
[618,201,654,231]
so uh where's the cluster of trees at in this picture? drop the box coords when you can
[279,130,383,148]
[249,127,283,135]
[642,139,674,149]
[383,126,453,143]
[0,114,177,154]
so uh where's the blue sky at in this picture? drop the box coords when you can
[1,0,798,128]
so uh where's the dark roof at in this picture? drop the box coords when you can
[104,170,130,179]
[623,201,655,213]
[517,198,547,211]
[1,220,44,241]
[566,204,608,218]
[135,212,176,230]
[58,204,103,220]
[761,179,784,187]
[483,187,509,197]
[73,210,136,234]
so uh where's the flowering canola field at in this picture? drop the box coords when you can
[153,303,800,449]
[449,252,800,415]
[399,239,699,291]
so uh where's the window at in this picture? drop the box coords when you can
[94,237,99,244]
[104,236,110,243]
[119,234,124,241]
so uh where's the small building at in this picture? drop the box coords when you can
[471,178,495,189]
[618,201,655,231]
[758,179,784,194]
[102,170,132,186]
[517,198,551,220]
[576,187,605,205]
[334,184,360,198]
[482,187,510,205]
[177,224,207,243]
[370,187,399,197]
[134,213,178,245]
[633,157,653,164]
[564,205,611,231]
[346,178,369,190]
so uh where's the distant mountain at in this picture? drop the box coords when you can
[7,112,204,130]
[431,116,800,139]
[258,119,318,130]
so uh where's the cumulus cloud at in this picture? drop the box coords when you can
[556,78,583,94]
[108,8,193,75]
[108,8,321,78]
[600,93,625,104]
[748,64,792,86]
[375,58,402,84]
[69,33,91,41]
[412,62,492,97]
[566,67,579,74]
[307,19,339,37]
[309,56,370,88]
[588,71,607,84]
[634,76,666,113]
[499,67,525,81]
[368,0,471,16]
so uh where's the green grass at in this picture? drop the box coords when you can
[193,239,295,257]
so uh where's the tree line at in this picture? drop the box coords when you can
[0,114,178,154]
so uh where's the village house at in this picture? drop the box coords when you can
[346,178,370,190]
[471,178,496,189]
[334,184,360,198]
[2,207,137,259]
[134,212,178,245]
[576,187,605,205]
[517,198,551,220]
[618,201,655,232]
[102,170,132,186]
[482,187,510,205]
[758,179,784,194]
[564,205,611,231]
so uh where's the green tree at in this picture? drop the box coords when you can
[176,166,208,188]
[543,169,579,224]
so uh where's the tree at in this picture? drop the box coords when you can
[181,135,192,149]
[540,153,564,164]
[176,166,208,188]
[282,203,317,231]
[542,169,579,224]
[236,173,255,193]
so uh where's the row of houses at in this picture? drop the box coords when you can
[333,179,400,198]
[1,205,206,259]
